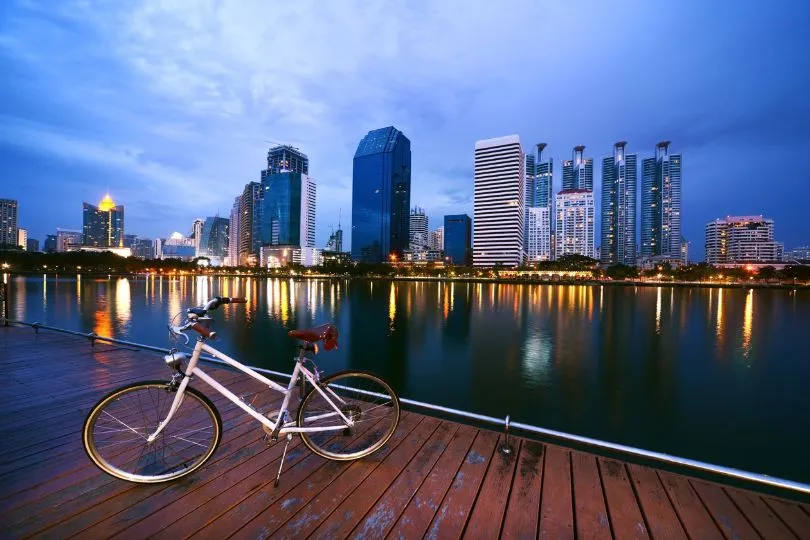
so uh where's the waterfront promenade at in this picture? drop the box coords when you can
[1,326,809,539]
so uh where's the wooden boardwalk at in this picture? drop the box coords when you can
[1,326,809,539]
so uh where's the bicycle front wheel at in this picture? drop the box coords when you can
[83,381,222,483]
[298,370,400,460]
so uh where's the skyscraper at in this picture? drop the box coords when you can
[239,182,262,265]
[83,194,124,248]
[473,135,524,267]
[0,199,19,247]
[228,196,241,266]
[555,190,595,259]
[199,216,230,260]
[641,142,682,261]
[601,141,637,266]
[562,146,593,191]
[191,218,204,256]
[444,214,472,265]
[409,206,429,249]
[526,206,551,261]
[17,228,27,250]
[351,126,411,263]
[533,143,554,209]
[260,172,316,249]
[263,145,309,177]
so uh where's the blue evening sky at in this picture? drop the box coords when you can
[1,0,809,259]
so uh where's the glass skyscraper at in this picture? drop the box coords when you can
[200,216,230,259]
[82,194,124,248]
[260,172,316,249]
[641,142,682,260]
[351,126,411,263]
[263,145,309,177]
[601,141,637,266]
[562,145,593,191]
[444,214,472,265]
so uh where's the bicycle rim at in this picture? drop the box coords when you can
[298,371,400,460]
[83,381,222,483]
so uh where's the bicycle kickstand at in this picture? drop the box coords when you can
[274,433,293,488]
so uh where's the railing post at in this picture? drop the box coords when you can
[499,415,513,455]
[88,332,97,347]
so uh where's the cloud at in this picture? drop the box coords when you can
[2,0,809,255]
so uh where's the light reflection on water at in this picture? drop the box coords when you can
[4,275,810,483]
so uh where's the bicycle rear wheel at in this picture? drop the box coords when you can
[298,370,400,460]
[83,381,222,483]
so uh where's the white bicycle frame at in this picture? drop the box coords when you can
[147,337,354,443]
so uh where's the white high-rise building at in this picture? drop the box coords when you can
[555,190,595,258]
[526,207,551,261]
[473,135,524,267]
[227,196,241,266]
[300,174,317,249]
[409,207,429,249]
[705,215,783,264]
[430,226,444,251]
[191,218,204,256]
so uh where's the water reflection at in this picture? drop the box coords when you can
[115,278,131,331]
[655,286,662,334]
[742,289,753,358]
[389,282,396,331]
[716,288,724,348]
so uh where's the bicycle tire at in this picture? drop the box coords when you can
[83,381,222,483]
[298,370,400,461]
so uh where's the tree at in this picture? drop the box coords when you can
[757,266,777,280]
[605,264,639,280]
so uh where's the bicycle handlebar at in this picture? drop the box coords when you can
[202,296,247,311]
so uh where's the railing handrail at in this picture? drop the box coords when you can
[3,317,809,497]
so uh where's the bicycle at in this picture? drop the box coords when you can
[82,296,400,486]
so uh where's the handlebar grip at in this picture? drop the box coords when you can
[229,297,247,304]
[190,322,215,339]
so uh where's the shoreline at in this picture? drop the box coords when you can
[5,270,809,290]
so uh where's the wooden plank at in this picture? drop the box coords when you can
[690,480,760,540]
[500,440,544,540]
[463,438,521,539]
[657,471,724,540]
[306,417,443,539]
[348,422,459,539]
[570,450,611,540]
[725,489,798,539]
[763,497,810,539]
[267,415,426,540]
[156,413,418,539]
[225,414,425,540]
[627,464,688,539]
[387,425,477,540]
[539,444,575,539]
[598,457,649,539]
[423,430,499,539]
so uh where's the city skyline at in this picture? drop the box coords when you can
[1,1,808,258]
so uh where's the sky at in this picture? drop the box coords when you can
[1,0,809,260]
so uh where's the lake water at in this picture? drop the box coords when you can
[3,273,809,483]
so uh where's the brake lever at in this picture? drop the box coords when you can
[168,324,191,345]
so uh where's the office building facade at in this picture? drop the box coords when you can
[409,207,429,249]
[444,214,471,265]
[263,145,309,176]
[239,182,262,265]
[56,229,83,252]
[641,142,682,261]
[555,189,595,259]
[228,196,241,266]
[0,199,18,247]
[705,215,783,264]
[83,194,124,248]
[526,206,552,261]
[562,146,593,191]
[473,135,524,267]
[200,216,230,260]
[351,126,411,263]
[260,172,316,251]
[601,141,637,266]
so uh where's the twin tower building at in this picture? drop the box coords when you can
[474,136,682,268]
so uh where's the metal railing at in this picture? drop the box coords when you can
[3,317,810,497]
